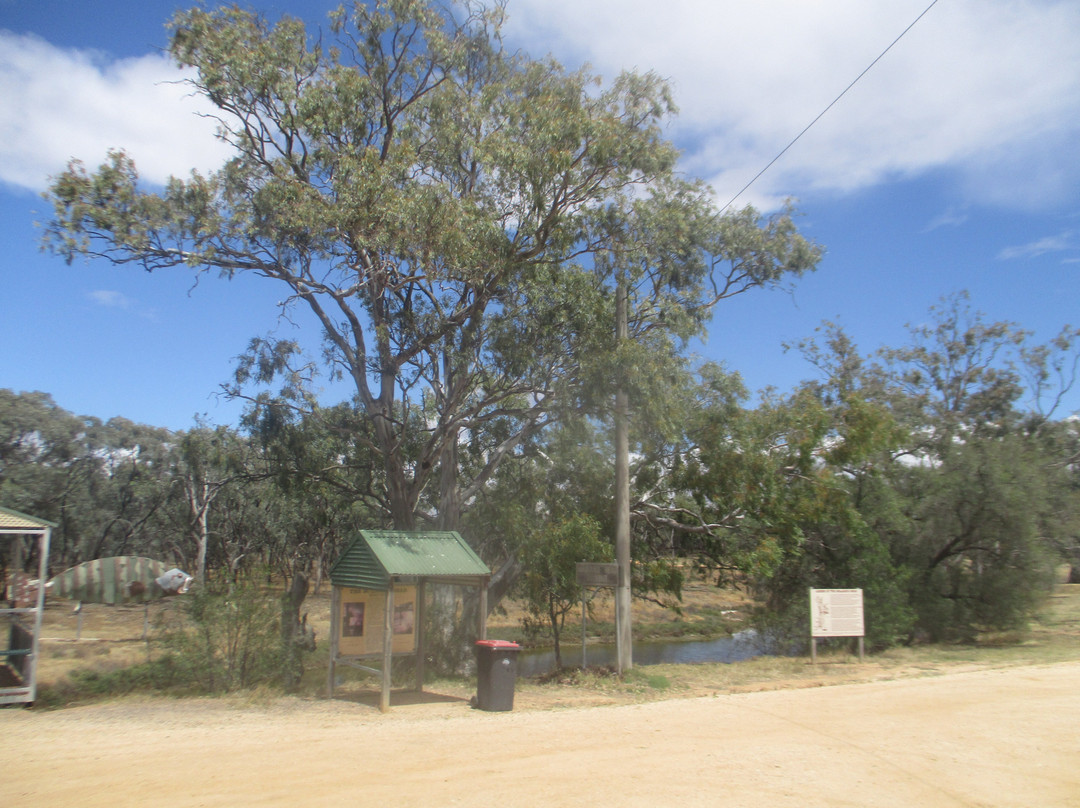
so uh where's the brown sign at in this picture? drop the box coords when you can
[576,562,619,587]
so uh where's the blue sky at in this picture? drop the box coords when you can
[2,0,1078,431]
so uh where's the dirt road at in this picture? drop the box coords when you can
[3,661,1079,807]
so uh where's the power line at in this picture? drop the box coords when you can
[722,0,942,213]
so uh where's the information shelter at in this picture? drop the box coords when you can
[327,530,490,712]
[1,507,54,705]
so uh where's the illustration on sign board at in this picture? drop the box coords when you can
[393,602,414,635]
[344,602,365,637]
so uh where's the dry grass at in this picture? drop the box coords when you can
[27,581,1080,712]
[507,582,1080,708]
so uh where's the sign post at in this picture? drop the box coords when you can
[576,562,619,671]
[809,588,865,663]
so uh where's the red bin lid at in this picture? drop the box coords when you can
[475,639,521,649]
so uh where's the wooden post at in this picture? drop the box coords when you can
[380,584,394,713]
[614,276,632,675]
[581,592,587,671]
[414,579,426,692]
[478,581,488,641]
[28,527,50,703]
[327,586,340,698]
[13,535,24,591]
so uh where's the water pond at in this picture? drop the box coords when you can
[517,629,780,678]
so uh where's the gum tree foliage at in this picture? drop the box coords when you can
[165,419,363,590]
[664,294,1079,647]
[170,423,258,585]
[877,292,1030,448]
[1031,418,1080,584]
[240,401,388,588]
[0,390,176,570]
[671,371,914,648]
[44,0,818,543]
[873,295,1078,638]
[519,513,611,669]
[789,296,1080,641]
[466,410,689,608]
[0,388,342,650]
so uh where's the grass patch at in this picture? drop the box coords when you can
[645,673,671,690]
[35,656,185,708]
[29,584,1080,711]
[516,584,1080,705]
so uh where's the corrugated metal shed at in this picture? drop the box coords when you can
[330,530,490,589]
[48,556,175,604]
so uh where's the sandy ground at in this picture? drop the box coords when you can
[3,661,1079,807]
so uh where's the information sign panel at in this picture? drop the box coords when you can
[809,588,865,638]
[576,562,618,587]
[338,585,417,656]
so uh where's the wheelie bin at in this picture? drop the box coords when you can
[473,639,521,711]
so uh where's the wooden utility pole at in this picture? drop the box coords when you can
[614,276,633,673]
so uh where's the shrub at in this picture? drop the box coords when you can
[159,581,286,693]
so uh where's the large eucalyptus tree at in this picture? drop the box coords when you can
[44,0,817,539]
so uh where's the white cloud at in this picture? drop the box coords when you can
[502,0,1080,211]
[4,1,1078,214]
[87,288,161,321]
[997,231,1077,261]
[0,30,231,193]
[88,290,132,308]
[924,205,969,232]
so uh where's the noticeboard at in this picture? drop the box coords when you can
[576,562,618,588]
[809,588,865,638]
[338,585,417,656]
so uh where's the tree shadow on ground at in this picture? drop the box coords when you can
[329,688,470,709]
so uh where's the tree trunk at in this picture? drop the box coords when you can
[549,597,563,670]
[485,556,522,614]
[385,454,417,530]
[281,571,315,691]
[437,436,462,531]
[187,481,211,586]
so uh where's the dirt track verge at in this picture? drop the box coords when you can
[4,661,1079,807]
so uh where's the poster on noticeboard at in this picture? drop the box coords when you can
[338,585,417,656]
[809,588,865,638]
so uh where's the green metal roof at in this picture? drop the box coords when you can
[329,530,490,590]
